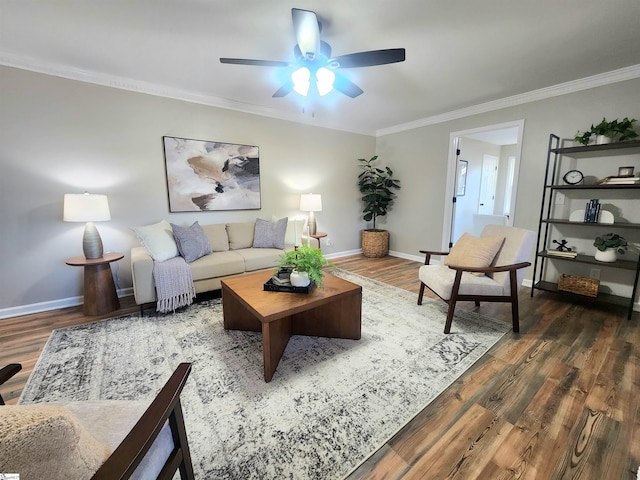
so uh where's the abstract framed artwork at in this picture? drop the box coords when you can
[162,136,261,212]
[456,159,468,196]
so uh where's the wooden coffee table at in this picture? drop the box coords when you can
[221,271,362,382]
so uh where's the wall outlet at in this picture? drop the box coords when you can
[590,268,601,280]
[555,192,565,205]
[325,238,332,246]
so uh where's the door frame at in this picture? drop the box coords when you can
[441,119,525,250]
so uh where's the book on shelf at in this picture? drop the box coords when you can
[583,199,601,223]
[270,274,291,286]
[597,175,640,185]
[545,249,578,258]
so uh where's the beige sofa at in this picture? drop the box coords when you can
[131,221,293,307]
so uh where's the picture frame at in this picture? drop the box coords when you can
[456,159,468,196]
[162,136,261,212]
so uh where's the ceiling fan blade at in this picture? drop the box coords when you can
[333,74,363,98]
[220,58,290,67]
[332,48,406,68]
[272,81,293,98]
[291,8,321,60]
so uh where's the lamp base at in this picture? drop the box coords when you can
[83,222,104,259]
[308,212,317,235]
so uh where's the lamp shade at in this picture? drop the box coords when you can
[63,193,111,222]
[64,193,111,259]
[299,193,322,212]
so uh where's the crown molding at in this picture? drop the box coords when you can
[0,51,374,137]
[376,64,640,137]
[2,51,638,139]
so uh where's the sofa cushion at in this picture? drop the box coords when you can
[0,404,111,480]
[188,250,246,281]
[171,221,212,263]
[202,224,230,252]
[227,222,255,250]
[235,248,283,272]
[253,217,288,249]
[131,220,179,262]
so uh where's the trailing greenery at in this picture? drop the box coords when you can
[593,232,627,254]
[574,117,638,145]
[276,245,335,286]
[357,155,401,230]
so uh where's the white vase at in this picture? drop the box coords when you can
[290,270,311,287]
[594,248,617,262]
[595,135,612,145]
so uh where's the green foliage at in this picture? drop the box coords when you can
[574,117,638,145]
[357,155,401,230]
[593,232,627,254]
[276,245,335,286]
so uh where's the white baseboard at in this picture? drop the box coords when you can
[0,288,133,320]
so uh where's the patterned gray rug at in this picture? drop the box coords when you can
[20,270,507,479]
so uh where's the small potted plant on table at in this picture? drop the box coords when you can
[276,245,334,287]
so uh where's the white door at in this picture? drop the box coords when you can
[478,154,498,215]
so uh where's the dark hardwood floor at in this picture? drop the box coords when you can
[1,255,638,479]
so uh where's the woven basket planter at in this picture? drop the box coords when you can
[361,229,389,258]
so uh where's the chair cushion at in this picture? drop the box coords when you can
[171,221,212,263]
[253,217,288,249]
[419,264,505,300]
[132,220,179,262]
[445,232,504,275]
[0,404,111,480]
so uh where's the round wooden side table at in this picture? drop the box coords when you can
[310,232,328,251]
[66,252,124,316]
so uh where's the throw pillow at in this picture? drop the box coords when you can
[445,232,505,275]
[0,405,111,479]
[171,221,212,263]
[253,217,288,249]
[131,220,179,262]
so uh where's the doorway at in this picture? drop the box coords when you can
[443,120,525,250]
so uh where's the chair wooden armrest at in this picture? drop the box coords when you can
[0,363,22,405]
[446,261,531,274]
[418,249,450,265]
[91,362,195,480]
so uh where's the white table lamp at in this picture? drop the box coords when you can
[64,193,111,259]
[300,193,322,235]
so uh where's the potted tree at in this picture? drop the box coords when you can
[575,117,638,145]
[276,245,334,287]
[593,232,628,262]
[357,155,401,257]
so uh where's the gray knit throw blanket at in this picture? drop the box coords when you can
[153,256,196,313]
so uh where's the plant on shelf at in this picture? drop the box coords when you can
[357,155,401,257]
[276,245,334,287]
[593,232,628,254]
[574,117,639,145]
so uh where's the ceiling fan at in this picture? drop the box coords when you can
[220,8,406,99]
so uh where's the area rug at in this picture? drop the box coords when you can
[20,269,507,479]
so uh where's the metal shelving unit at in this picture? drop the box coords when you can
[532,135,640,319]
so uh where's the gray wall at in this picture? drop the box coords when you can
[0,66,375,315]
[2,65,640,315]
[377,77,640,288]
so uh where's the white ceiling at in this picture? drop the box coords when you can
[1,0,640,135]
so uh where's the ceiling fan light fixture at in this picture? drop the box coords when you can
[292,67,311,96]
[316,67,335,96]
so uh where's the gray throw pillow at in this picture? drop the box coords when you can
[171,221,212,263]
[253,217,288,249]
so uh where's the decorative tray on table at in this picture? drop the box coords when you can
[263,268,316,293]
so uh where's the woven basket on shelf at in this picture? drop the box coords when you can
[361,230,389,258]
[557,274,599,297]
